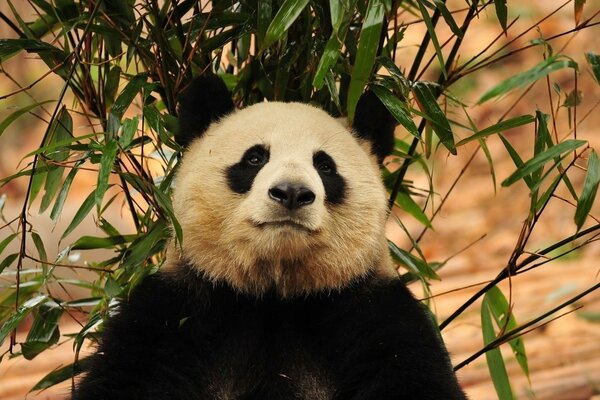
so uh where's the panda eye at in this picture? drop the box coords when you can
[243,145,269,167]
[317,162,333,174]
[313,151,337,175]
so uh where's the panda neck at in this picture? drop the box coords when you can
[162,243,395,298]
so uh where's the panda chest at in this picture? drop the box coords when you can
[198,301,337,400]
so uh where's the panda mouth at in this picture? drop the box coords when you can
[253,219,314,232]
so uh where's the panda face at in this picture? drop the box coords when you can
[171,101,394,297]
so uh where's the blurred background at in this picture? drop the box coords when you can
[1,1,600,399]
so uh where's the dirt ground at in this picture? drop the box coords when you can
[1,2,600,399]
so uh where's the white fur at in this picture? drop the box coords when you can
[167,102,394,297]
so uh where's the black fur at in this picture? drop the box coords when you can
[176,74,235,148]
[313,151,346,205]
[73,264,466,399]
[226,145,270,194]
[352,90,396,164]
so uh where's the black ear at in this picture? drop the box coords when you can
[176,74,235,147]
[352,90,396,163]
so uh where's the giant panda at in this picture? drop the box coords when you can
[73,75,467,400]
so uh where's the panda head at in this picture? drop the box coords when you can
[170,75,397,297]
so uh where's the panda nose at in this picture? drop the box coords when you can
[268,183,315,210]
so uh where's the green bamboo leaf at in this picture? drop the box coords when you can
[50,161,80,222]
[485,286,529,378]
[502,139,586,187]
[575,150,600,230]
[412,82,456,154]
[478,55,578,104]
[0,38,66,61]
[71,235,135,250]
[30,232,47,263]
[154,188,182,246]
[22,303,62,360]
[104,65,121,108]
[111,74,147,120]
[0,294,47,346]
[96,139,118,209]
[479,138,498,192]
[122,219,168,271]
[499,134,534,189]
[31,357,91,391]
[61,191,96,240]
[388,241,439,280]
[585,53,600,85]
[347,0,386,121]
[416,1,446,78]
[119,117,138,149]
[371,85,418,139]
[456,115,535,147]
[0,100,54,137]
[256,0,272,47]
[493,0,508,32]
[261,0,309,49]
[394,190,432,228]
[28,162,47,206]
[0,253,18,274]
[40,108,72,213]
[562,89,582,108]
[0,233,17,256]
[313,33,344,89]
[482,294,515,400]
[433,0,463,38]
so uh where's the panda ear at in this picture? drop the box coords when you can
[176,74,235,148]
[352,90,397,164]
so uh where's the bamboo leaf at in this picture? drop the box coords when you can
[0,100,54,138]
[0,38,66,61]
[389,241,439,280]
[111,74,147,120]
[256,0,272,47]
[31,358,91,391]
[433,0,462,38]
[478,56,579,104]
[575,150,600,230]
[40,107,72,213]
[347,0,386,120]
[585,52,600,85]
[50,162,80,222]
[261,0,309,49]
[71,235,135,250]
[96,139,119,209]
[502,140,586,187]
[30,232,47,263]
[104,65,121,108]
[61,191,96,240]
[22,303,62,360]
[0,234,18,256]
[500,134,534,189]
[493,0,508,32]
[0,253,19,274]
[485,286,529,378]
[416,1,446,78]
[456,115,535,147]
[482,294,515,400]
[0,295,47,346]
[313,33,344,90]
[394,190,432,228]
[412,82,456,154]
[371,85,419,139]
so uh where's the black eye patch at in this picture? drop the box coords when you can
[226,145,270,194]
[313,151,345,204]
